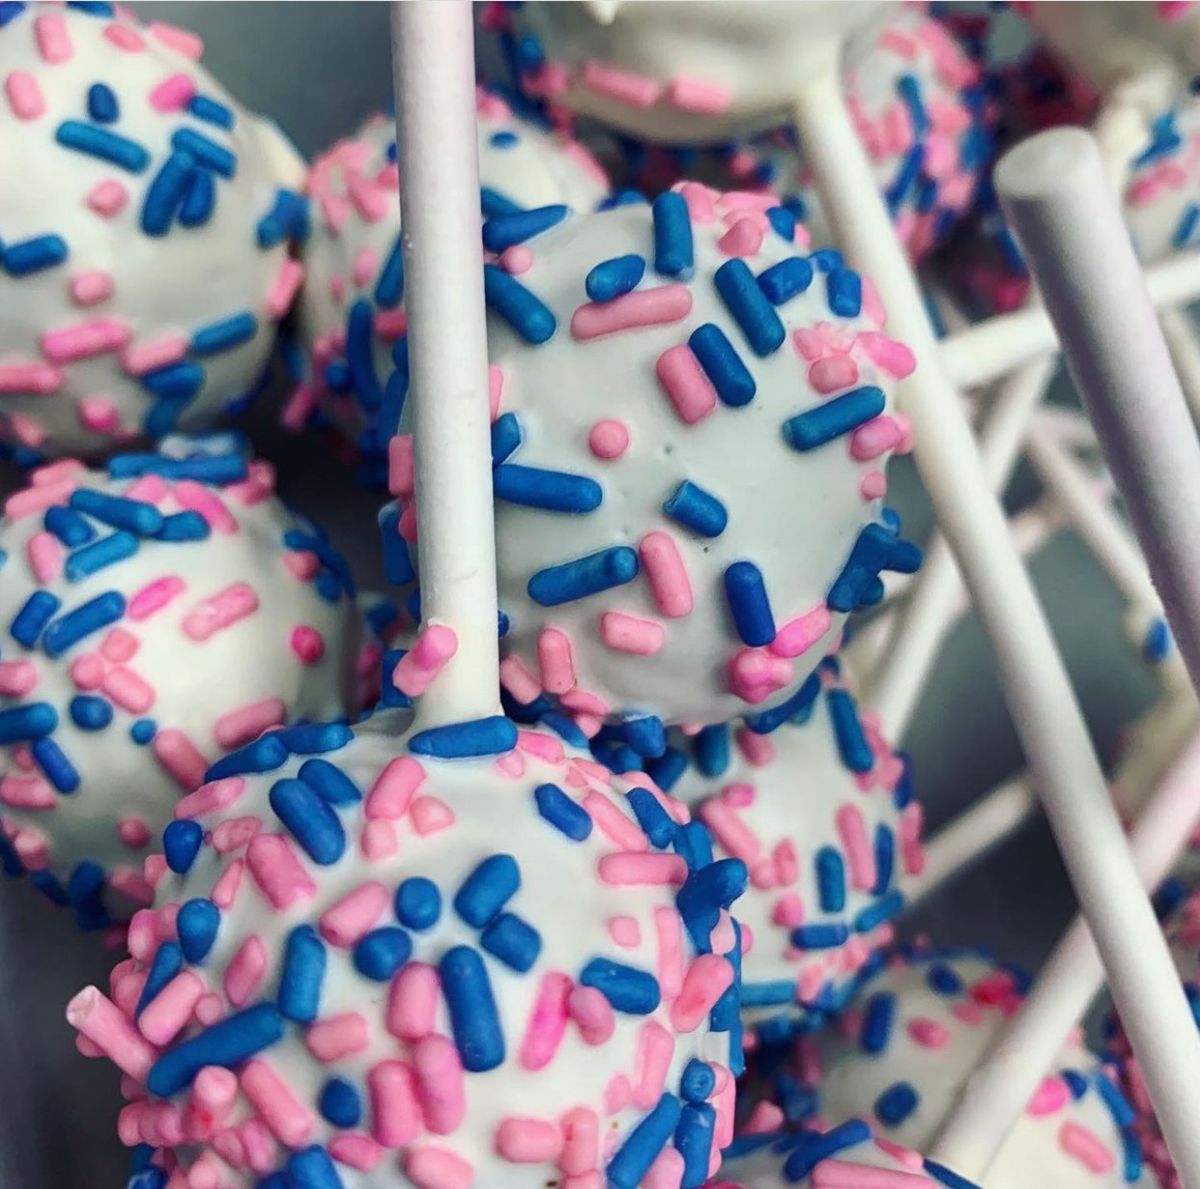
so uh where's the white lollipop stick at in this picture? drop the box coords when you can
[391,1,501,727]
[932,726,1200,1180]
[792,72,1200,1183]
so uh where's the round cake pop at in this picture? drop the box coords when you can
[496,0,891,145]
[783,950,1156,1188]
[740,7,995,262]
[386,189,920,736]
[292,89,609,468]
[1124,98,1200,263]
[68,714,748,1188]
[640,661,923,1036]
[0,2,308,461]
[0,438,364,930]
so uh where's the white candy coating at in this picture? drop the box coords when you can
[0,443,363,926]
[73,718,745,1188]
[294,89,609,456]
[0,3,306,460]
[506,0,890,144]
[1124,97,1200,264]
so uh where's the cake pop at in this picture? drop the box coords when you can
[69,714,747,1188]
[386,190,920,736]
[0,2,308,461]
[0,437,363,930]
[292,89,609,469]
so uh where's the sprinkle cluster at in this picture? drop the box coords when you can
[71,720,748,1188]
[0,439,363,929]
[289,88,608,483]
[0,2,308,461]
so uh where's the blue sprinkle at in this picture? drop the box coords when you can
[827,267,863,317]
[652,191,694,278]
[29,869,69,906]
[785,1119,872,1182]
[827,688,873,773]
[854,889,904,933]
[723,560,776,646]
[810,248,844,273]
[395,877,441,930]
[791,923,850,950]
[680,1058,716,1104]
[346,299,382,411]
[676,857,745,953]
[205,734,290,781]
[827,523,922,613]
[622,713,665,759]
[108,452,247,484]
[177,898,220,964]
[256,188,309,249]
[490,130,519,149]
[269,778,347,865]
[66,860,104,910]
[744,672,822,734]
[11,590,61,647]
[378,648,412,709]
[784,386,886,452]
[586,253,645,301]
[42,590,125,657]
[540,712,589,750]
[44,504,95,547]
[318,1077,361,1128]
[130,717,155,744]
[141,361,204,399]
[1063,1069,1088,1100]
[0,1,25,23]
[874,823,895,894]
[378,506,415,586]
[31,736,79,792]
[484,263,556,343]
[876,1080,919,1126]
[69,489,164,536]
[480,186,522,218]
[0,703,57,745]
[694,723,730,777]
[714,258,785,356]
[527,545,638,606]
[757,257,814,304]
[170,128,236,178]
[64,530,138,582]
[141,151,196,236]
[70,694,112,730]
[494,463,602,513]
[645,746,686,792]
[163,820,204,874]
[480,911,542,971]
[740,980,797,1007]
[3,234,68,276]
[440,946,505,1071]
[454,853,519,927]
[1143,617,1172,664]
[154,511,209,541]
[926,962,963,996]
[277,722,354,755]
[86,82,119,123]
[676,1101,716,1189]
[297,758,360,806]
[482,203,568,251]
[55,121,148,172]
[579,958,661,1014]
[534,782,592,841]
[689,323,756,406]
[286,1145,344,1189]
[923,1159,984,1189]
[1094,1070,1135,1128]
[135,942,183,1017]
[490,411,523,466]
[179,168,216,228]
[279,925,326,1023]
[409,715,519,759]
[1122,1130,1145,1185]
[627,786,676,848]
[607,1093,682,1189]
[766,205,796,241]
[1174,204,1200,251]
[352,927,412,981]
[191,311,257,356]
[663,479,727,537]
[187,94,235,129]
[816,847,847,913]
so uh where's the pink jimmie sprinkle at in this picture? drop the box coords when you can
[588,418,631,460]
[70,270,116,306]
[128,576,186,621]
[655,344,718,424]
[488,364,504,420]
[224,935,267,1007]
[138,971,204,1047]
[808,354,860,395]
[328,1135,384,1174]
[0,362,65,395]
[699,798,762,865]
[536,627,576,695]
[571,285,693,341]
[583,791,647,850]
[66,987,158,1080]
[638,531,693,618]
[568,984,616,1046]
[500,654,543,705]
[0,774,55,809]
[519,972,572,1071]
[770,605,832,658]
[392,624,458,697]
[103,22,145,51]
[241,1059,314,1148]
[148,72,196,112]
[147,20,203,59]
[306,1012,369,1062]
[365,756,425,820]
[412,1033,466,1135]
[0,660,38,697]
[368,1061,422,1147]
[388,434,414,497]
[860,471,888,500]
[182,582,259,641]
[666,75,732,114]
[266,258,304,320]
[580,59,661,108]
[387,961,439,1042]
[670,954,734,1032]
[597,852,687,887]
[857,331,916,379]
[116,816,151,848]
[599,611,665,655]
[41,318,132,363]
[245,833,316,909]
[728,647,793,704]
[500,245,534,275]
[717,217,765,258]
[34,13,72,62]
[319,881,389,946]
[743,1101,786,1135]
[1059,1121,1115,1174]
[173,479,237,533]
[5,70,44,119]
[836,804,876,891]
[633,1020,674,1108]
[1028,1075,1070,1117]
[403,1147,474,1189]
[26,531,63,583]
[645,1148,686,1189]
[560,1107,600,1176]
[496,1117,563,1163]
[907,1017,951,1048]
[215,698,285,749]
[654,905,685,1000]
[851,415,905,462]
[87,179,130,218]
[121,334,189,376]
[153,729,210,792]
[102,666,155,714]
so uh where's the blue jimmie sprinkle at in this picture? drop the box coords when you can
[854,889,904,933]
[68,488,164,535]
[3,234,68,276]
[483,263,556,344]
[784,386,886,451]
[627,787,676,849]
[827,688,873,773]
[826,267,863,317]
[188,94,235,129]
[663,479,727,537]
[64,530,137,582]
[395,877,441,930]
[645,746,686,792]
[676,858,746,953]
[256,188,309,249]
[285,1145,343,1189]
[527,546,638,606]
[409,715,519,759]
[205,734,289,781]
[652,191,694,278]
[816,847,846,913]
[607,1093,682,1189]
[493,464,602,513]
[440,946,505,1071]
[141,150,196,236]
[318,1078,361,1129]
[482,203,568,252]
[86,82,119,123]
[297,758,360,805]
[31,736,79,792]
[723,560,776,646]
[714,258,785,356]
[757,256,813,304]
[43,590,125,657]
[480,186,521,219]
[490,411,522,465]
[927,962,963,996]
[141,361,204,399]
[152,510,207,542]
[586,253,645,301]
[827,523,922,613]
[55,121,148,172]
[676,1101,716,1188]
[767,205,797,241]
[268,778,347,865]
[44,505,95,547]
[346,299,382,411]
[622,713,665,759]
[108,452,248,484]
[352,927,412,981]
[163,820,204,874]
[791,923,850,950]
[740,980,797,1007]
[924,1159,984,1189]
[374,236,404,308]
[480,912,542,972]
[744,671,822,735]
[694,723,730,777]
[179,169,216,228]
[191,311,257,356]
[579,958,661,1014]
[11,590,61,647]
[135,942,184,1017]
[276,722,354,755]
[785,1119,873,1182]
[170,128,236,178]
[0,703,58,745]
[680,1059,716,1104]
[454,853,520,927]
[177,898,221,964]
[689,323,755,406]
[874,824,895,894]
[279,925,327,1023]
[876,1080,919,1126]
[810,248,844,273]
[534,782,593,841]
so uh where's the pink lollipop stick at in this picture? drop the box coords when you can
[390,1,501,726]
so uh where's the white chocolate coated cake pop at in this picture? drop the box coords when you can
[70,714,748,1188]
[0,438,364,930]
[385,189,920,739]
[0,2,307,461]
[1124,98,1200,263]
[292,89,609,470]
[496,0,890,145]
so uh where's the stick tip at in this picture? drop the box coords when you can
[995,127,1104,207]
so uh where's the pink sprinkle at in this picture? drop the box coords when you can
[644,1148,686,1189]
[851,414,904,462]
[1059,1121,1115,1174]
[116,816,152,848]
[500,654,543,705]
[352,245,379,287]
[153,729,210,792]
[699,799,762,866]
[0,362,65,396]
[103,22,145,51]
[489,364,504,420]
[121,335,189,377]
[670,954,734,1032]
[744,1101,786,1135]
[516,730,564,764]
[148,20,203,59]
[583,791,647,850]
[319,881,389,946]
[224,935,267,1007]
[496,1117,562,1163]
[393,625,459,697]
[388,434,415,497]
[535,627,576,694]
[728,646,794,703]
[5,70,44,119]
[560,1107,600,1176]
[857,331,916,379]
[366,756,425,821]
[666,76,732,114]
[654,906,685,1000]
[182,582,259,641]
[215,698,285,749]
[655,344,718,424]
[284,550,320,581]
[138,971,204,1047]
[148,72,196,112]
[836,804,876,890]
[500,245,533,275]
[588,418,631,460]
[580,59,661,107]
[572,284,693,341]
[861,471,888,500]
[173,480,237,533]
[411,1034,466,1135]
[899,802,925,876]
[245,834,316,909]
[69,653,102,691]
[35,13,72,62]
[102,666,155,714]
[328,1134,384,1173]
[907,1017,951,1048]
[87,179,130,218]
[26,531,63,583]
[387,962,439,1041]
[568,984,616,1046]
[101,628,138,662]
[241,1059,314,1148]
[360,819,397,860]
[266,258,305,320]
[0,660,38,697]
[306,1012,369,1062]
[210,858,245,910]
[599,611,665,655]
[608,916,642,948]
[368,1060,422,1147]
[735,727,774,768]
[598,852,687,887]
[639,531,693,618]
[403,1146,474,1189]
[1028,1075,1070,1116]
[0,774,55,809]
[66,987,158,1081]
[717,217,765,258]
[634,1020,675,1108]
[808,353,860,395]
[129,576,186,621]
[770,605,832,658]
[192,1065,237,1126]
[290,625,325,665]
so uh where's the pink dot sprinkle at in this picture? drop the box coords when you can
[907,1017,951,1048]
[608,916,642,948]
[148,72,196,112]
[68,652,105,691]
[34,13,72,62]
[5,70,45,120]
[69,270,116,307]
[500,245,534,275]
[0,660,38,698]
[117,817,152,848]
[860,470,888,500]
[86,180,130,218]
[77,396,120,435]
[290,625,326,664]
[588,418,630,460]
